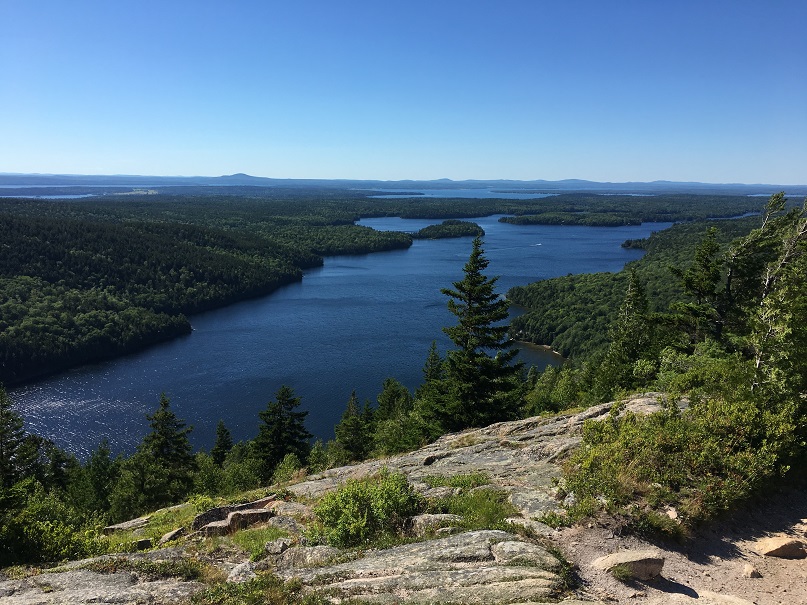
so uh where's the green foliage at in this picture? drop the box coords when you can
[231,527,289,561]
[272,453,302,485]
[193,452,227,497]
[211,420,233,467]
[313,471,424,547]
[0,479,106,565]
[107,394,196,521]
[190,573,327,605]
[509,217,759,358]
[221,443,263,494]
[81,556,206,581]
[0,385,31,489]
[414,220,485,239]
[334,391,371,462]
[422,473,490,490]
[252,386,312,482]
[417,237,523,432]
[306,440,328,473]
[427,486,518,531]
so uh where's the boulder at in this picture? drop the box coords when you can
[754,535,806,558]
[102,516,150,535]
[409,513,463,536]
[275,545,341,569]
[265,538,292,555]
[227,561,257,583]
[591,549,665,580]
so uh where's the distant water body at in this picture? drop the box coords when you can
[363,188,557,200]
[9,215,672,459]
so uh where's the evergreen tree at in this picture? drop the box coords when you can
[108,395,195,519]
[84,439,119,512]
[140,393,194,488]
[375,378,413,423]
[252,385,312,482]
[307,439,329,473]
[595,269,653,396]
[0,385,32,490]
[419,237,522,431]
[334,390,370,461]
[211,420,233,467]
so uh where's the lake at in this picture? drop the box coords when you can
[9,215,672,458]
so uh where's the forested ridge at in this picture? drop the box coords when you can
[0,195,412,384]
[509,216,762,357]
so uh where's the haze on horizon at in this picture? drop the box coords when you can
[1,1,805,185]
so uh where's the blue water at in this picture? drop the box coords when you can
[362,189,557,200]
[9,216,672,458]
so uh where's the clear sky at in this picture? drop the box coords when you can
[1,1,805,183]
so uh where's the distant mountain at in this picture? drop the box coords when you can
[1,172,805,196]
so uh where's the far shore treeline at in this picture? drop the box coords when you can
[1,189,805,568]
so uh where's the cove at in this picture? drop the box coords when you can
[9,215,672,458]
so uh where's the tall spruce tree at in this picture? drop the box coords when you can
[109,393,195,519]
[334,390,370,461]
[419,237,522,431]
[252,385,312,482]
[211,420,233,467]
[0,385,29,490]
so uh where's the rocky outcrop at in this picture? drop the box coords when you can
[276,530,565,604]
[0,569,203,604]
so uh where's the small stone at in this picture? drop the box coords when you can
[741,563,762,578]
[227,561,257,583]
[265,538,292,555]
[158,527,185,546]
[133,538,152,550]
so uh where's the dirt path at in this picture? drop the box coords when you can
[559,487,807,604]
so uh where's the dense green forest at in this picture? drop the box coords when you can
[414,219,485,239]
[1,192,805,567]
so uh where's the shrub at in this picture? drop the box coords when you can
[272,453,302,485]
[313,471,423,547]
[427,486,517,530]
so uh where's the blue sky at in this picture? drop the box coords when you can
[1,1,805,183]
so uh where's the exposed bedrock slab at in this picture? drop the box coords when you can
[277,530,566,604]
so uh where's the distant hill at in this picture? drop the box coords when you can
[1,172,805,196]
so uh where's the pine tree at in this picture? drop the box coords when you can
[211,420,233,467]
[375,378,413,423]
[0,385,28,489]
[595,269,653,396]
[420,237,523,431]
[334,390,370,461]
[252,385,312,482]
[85,438,119,512]
[140,393,195,502]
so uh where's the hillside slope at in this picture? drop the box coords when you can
[1,394,802,604]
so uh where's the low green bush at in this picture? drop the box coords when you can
[422,473,490,490]
[428,486,518,530]
[313,471,423,547]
